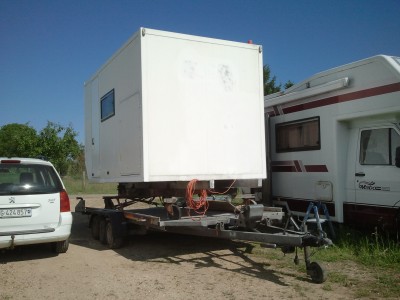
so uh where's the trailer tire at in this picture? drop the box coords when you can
[91,215,100,240]
[308,262,326,284]
[168,204,181,220]
[106,221,124,249]
[99,217,107,245]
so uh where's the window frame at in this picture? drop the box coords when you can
[359,127,400,166]
[100,89,115,122]
[0,164,63,195]
[275,116,321,153]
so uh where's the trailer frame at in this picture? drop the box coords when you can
[75,195,331,283]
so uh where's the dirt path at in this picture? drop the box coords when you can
[0,195,361,299]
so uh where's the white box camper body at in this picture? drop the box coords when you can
[85,28,266,184]
[265,55,400,229]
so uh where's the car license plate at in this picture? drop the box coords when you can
[0,208,32,218]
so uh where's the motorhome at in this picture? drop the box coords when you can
[264,55,400,231]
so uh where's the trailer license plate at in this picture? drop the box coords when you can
[0,208,32,218]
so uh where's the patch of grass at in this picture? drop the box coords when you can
[249,225,400,298]
[62,176,117,194]
[327,271,355,287]
[322,283,333,291]
[327,227,400,269]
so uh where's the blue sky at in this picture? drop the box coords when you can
[1,0,399,143]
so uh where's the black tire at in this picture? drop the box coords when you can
[168,204,182,220]
[106,221,124,249]
[91,215,100,240]
[308,261,327,284]
[281,245,295,254]
[99,217,107,245]
[51,239,69,254]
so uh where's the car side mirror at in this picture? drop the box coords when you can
[396,147,400,168]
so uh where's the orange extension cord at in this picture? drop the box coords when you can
[185,179,236,216]
[185,179,209,216]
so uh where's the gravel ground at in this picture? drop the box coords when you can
[0,195,363,299]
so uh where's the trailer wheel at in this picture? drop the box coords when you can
[106,221,124,249]
[91,215,100,240]
[167,204,181,220]
[308,262,326,284]
[99,217,107,245]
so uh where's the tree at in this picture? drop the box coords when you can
[284,80,295,90]
[263,65,281,96]
[67,144,85,178]
[263,65,295,95]
[0,123,39,157]
[38,122,81,175]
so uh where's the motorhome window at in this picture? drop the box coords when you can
[359,128,400,165]
[101,89,115,122]
[275,117,320,152]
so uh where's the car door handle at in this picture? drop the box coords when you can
[355,172,365,177]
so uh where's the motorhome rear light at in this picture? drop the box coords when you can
[60,190,71,212]
[1,160,21,164]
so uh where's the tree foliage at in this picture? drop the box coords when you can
[0,122,81,176]
[38,122,81,175]
[0,123,39,157]
[263,65,294,95]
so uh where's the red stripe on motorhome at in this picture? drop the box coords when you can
[293,160,302,172]
[304,165,328,172]
[271,161,328,172]
[269,82,400,116]
[343,203,399,230]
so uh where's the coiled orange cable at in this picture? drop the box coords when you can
[186,179,209,216]
[185,179,236,216]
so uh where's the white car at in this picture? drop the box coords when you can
[0,158,72,253]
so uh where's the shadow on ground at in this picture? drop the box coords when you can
[70,211,299,286]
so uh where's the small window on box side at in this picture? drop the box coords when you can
[276,117,320,152]
[101,89,115,122]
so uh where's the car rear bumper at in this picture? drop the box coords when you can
[0,212,72,249]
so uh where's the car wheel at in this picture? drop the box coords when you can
[52,239,69,254]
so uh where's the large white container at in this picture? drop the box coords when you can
[84,28,266,183]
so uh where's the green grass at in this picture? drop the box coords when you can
[316,228,400,297]
[252,226,400,298]
[322,227,400,269]
[62,176,117,194]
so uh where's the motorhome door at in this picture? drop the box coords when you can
[355,126,400,208]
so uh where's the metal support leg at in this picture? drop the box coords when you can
[302,201,335,239]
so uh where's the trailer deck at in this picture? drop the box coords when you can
[75,195,332,283]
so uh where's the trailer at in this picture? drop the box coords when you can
[264,55,400,232]
[80,27,332,283]
[75,193,331,284]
